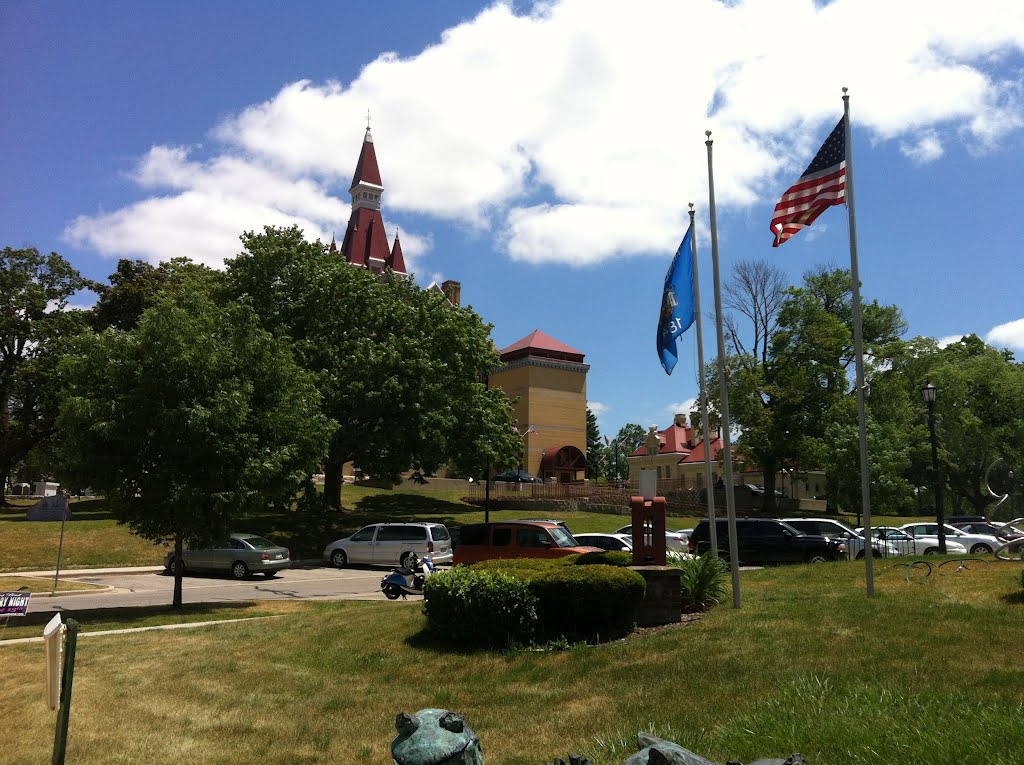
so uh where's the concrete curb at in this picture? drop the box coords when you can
[0,615,285,646]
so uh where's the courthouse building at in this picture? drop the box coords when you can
[336,126,589,482]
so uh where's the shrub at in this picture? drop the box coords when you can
[671,552,729,611]
[530,564,646,641]
[423,566,538,648]
[574,550,632,567]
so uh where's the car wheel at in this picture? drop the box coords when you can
[400,552,418,569]
[383,584,402,600]
[231,561,250,580]
[166,557,186,575]
[970,544,992,554]
[806,553,829,564]
[855,550,865,560]
[923,547,939,555]
[330,549,348,568]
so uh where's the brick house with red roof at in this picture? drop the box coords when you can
[628,413,827,501]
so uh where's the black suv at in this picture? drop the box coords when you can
[688,518,845,564]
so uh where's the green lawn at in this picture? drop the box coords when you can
[2,560,1022,764]
[2,490,947,573]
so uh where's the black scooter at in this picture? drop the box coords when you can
[381,555,435,599]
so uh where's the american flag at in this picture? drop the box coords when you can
[771,116,847,247]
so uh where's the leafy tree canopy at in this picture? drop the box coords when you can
[55,290,332,606]
[223,226,521,508]
[0,246,93,495]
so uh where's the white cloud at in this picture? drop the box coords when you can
[900,131,945,163]
[937,334,966,348]
[588,401,610,417]
[65,0,1024,267]
[986,318,1024,351]
[664,399,698,417]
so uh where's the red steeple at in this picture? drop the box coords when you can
[339,124,399,274]
[388,229,407,275]
[350,126,383,189]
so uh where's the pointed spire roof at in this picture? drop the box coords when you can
[350,126,383,190]
[499,330,585,363]
[387,229,407,275]
[328,233,337,253]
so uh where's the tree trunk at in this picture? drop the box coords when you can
[172,533,183,610]
[323,453,345,511]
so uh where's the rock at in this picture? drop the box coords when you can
[620,732,717,765]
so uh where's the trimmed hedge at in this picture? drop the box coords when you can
[530,564,646,640]
[573,550,632,567]
[445,556,646,644]
[422,566,538,648]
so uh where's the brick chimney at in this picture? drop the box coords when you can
[441,280,461,307]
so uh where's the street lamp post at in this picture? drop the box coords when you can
[922,382,946,553]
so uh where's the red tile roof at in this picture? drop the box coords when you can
[499,330,585,363]
[679,437,725,463]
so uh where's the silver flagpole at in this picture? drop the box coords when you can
[689,203,719,557]
[843,87,875,597]
[705,131,741,608]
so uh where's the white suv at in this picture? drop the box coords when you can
[780,518,897,559]
[323,523,453,568]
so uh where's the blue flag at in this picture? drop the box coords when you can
[657,224,696,374]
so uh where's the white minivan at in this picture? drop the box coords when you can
[323,523,453,568]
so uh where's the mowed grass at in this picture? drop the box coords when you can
[2,560,1023,765]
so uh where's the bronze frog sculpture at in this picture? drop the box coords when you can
[391,709,484,765]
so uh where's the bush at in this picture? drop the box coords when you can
[671,552,729,612]
[574,550,632,567]
[423,566,538,648]
[434,558,646,645]
[530,564,646,641]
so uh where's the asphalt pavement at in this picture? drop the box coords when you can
[18,564,401,614]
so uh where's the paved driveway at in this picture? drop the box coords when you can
[26,566,403,614]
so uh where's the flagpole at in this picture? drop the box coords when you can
[843,87,875,598]
[689,203,719,557]
[705,131,741,608]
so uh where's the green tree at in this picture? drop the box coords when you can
[883,335,1024,515]
[90,257,223,331]
[716,266,906,512]
[55,291,332,607]
[586,407,604,478]
[1,246,93,498]
[224,226,521,509]
[610,422,646,480]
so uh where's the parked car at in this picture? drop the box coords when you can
[779,517,898,559]
[614,524,690,552]
[492,470,542,483]
[323,522,453,568]
[164,533,290,580]
[953,521,1023,541]
[516,518,571,532]
[946,515,987,525]
[574,533,634,552]
[574,533,691,562]
[688,518,846,564]
[452,521,598,565]
[899,523,1000,554]
[857,526,968,556]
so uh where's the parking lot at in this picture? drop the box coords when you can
[25,565,402,614]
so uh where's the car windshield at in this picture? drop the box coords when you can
[239,536,277,549]
[550,528,578,548]
[777,521,803,535]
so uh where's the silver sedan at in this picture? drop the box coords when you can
[164,533,291,580]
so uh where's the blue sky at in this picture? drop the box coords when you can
[3,0,1023,439]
